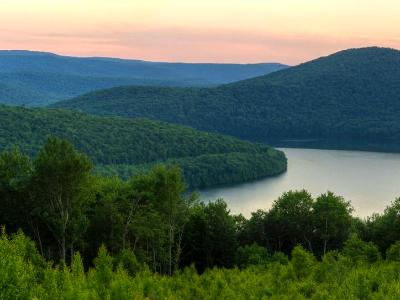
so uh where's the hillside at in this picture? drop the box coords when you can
[0,50,287,106]
[0,105,286,188]
[54,47,400,142]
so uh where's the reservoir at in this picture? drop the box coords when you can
[201,148,400,218]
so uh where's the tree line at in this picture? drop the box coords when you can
[1,138,400,298]
[0,105,286,189]
[54,47,400,142]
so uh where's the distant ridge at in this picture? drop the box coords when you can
[0,50,288,106]
[0,50,58,56]
[54,47,400,141]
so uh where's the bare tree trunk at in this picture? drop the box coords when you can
[61,233,66,262]
[110,214,114,255]
[122,199,138,249]
[304,235,313,254]
[169,225,173,276]
[133,236,139,251]
[174,227,184,271]
[70,245,74,264]
[152,246,157,273]
[61,209,69,262]
[323,218,328,256]
[30,219,44,256]
[122,209,133,249]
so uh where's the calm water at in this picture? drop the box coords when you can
[200,148,400,218]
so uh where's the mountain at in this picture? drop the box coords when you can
[0,50,287,106]
[0,105,286,188]
[54,47,400,142]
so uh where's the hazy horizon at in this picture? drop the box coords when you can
[0,46,397,66]
[1,0,400,65]
[0,48,289,65]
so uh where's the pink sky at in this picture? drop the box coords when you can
[1,0,400,64]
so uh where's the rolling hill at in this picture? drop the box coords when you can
[0,105,286,188]
[0,50,287,106]
[54,47,400,142]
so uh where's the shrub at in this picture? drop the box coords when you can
[386,241,400,262]
[291,245,316,279]
[342,234,381,264]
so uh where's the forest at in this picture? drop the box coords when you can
[1,138,400,298]
[0,50,286,106]
[0,105,286,189]
[54,47,400,142]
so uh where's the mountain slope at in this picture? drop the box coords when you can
[0,105,286,188]
[54,47,400,141]
[0,82,45,106]
[0,50,287,106]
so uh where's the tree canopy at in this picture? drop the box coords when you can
[0,105,286,189]
[1,139,400,298]
[54,47,400,142]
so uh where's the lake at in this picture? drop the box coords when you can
[200,148,400,218]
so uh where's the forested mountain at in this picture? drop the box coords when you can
[0,50,287,106]
[55,47,400,142]
[0,105,286,188]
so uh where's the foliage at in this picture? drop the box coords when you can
[342,234,382,264]
[0,50,286,106]
[181,199,238,272]
[30,137,93,262]
[3,230,400,299]
[0,140,194,267]
[97,147,287,189]
[236,191,354,256]
[0,148,33,233]
[291,245,316,279]
[0,105,286,189]
[363,198,400,254]
[266,190,314,253]
[312,192,353,256]
[386,241,400,262]
[235,243,270,268]
[2,139,400,298]
[55,47,400,141]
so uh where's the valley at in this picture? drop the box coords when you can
[54,47,400,142]
[0,50,287,106]
[2,45,400,299]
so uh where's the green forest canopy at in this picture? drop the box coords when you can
[0,105,286,188]
[54,47,400,142]
[1,138,400,298]
[0,50,287,106]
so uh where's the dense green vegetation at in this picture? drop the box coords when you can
[96,149,285,188]
[0,72,190,106]
[55,47,400,142]
[0,105,286,189]
[2,139,400,298]
[5,233,400,299]
[0,50,286,106]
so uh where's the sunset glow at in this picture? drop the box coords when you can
[1,0,399,64]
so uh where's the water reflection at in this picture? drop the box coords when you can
[201,148,400,218]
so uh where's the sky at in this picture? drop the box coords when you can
[1,0,400,64]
